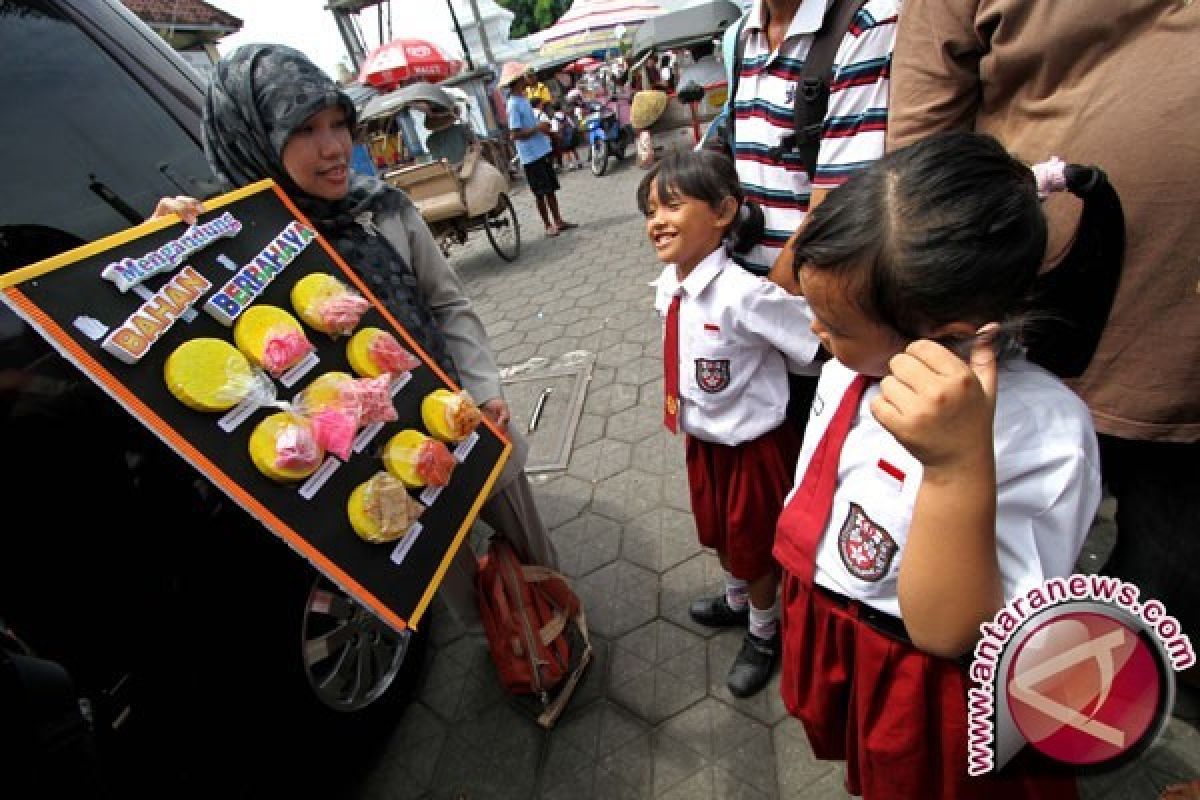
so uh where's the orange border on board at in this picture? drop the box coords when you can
[0,179,510,631]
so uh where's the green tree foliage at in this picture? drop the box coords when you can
[496,0,571,38]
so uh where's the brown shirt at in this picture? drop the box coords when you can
[889,0,1200,443]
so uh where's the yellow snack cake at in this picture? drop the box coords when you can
[347,472,424,544]
[233,305,312,375]
[382,429,430,488]
[164,338,254,412]
[346,327,420,378]
[248,412,324,483]
[296,371,354,415]
[292,272,368,336]
[421,389,482,443]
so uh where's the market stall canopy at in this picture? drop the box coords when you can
[537,0,667,62]
[358,38,464,90]
[565,55,603,73]
[630,0,743,59]
[359,81,459,124]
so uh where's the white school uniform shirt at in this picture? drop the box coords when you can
[652,247,820,446]
[796,358,1102,619]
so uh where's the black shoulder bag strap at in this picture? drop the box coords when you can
[769,0,869,178]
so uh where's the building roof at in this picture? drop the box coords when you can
[121,0,242,31]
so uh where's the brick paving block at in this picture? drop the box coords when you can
[772,716,839,798]
[429,703,545,800]
[638,378,665,406]
[663,470,692,512]
[578,290,617,310]
[707,630,790,726]
[540,701,654,800]
[650,733,711,797]
[572,315,609,337]
[417,635,507,724]
[623,508,701,573]
[593,470,664,522]
[537,336,586,360]
[610,403,664,445]
[660,552,725,636]
[551,513,622,578]
[525,322,568,345]
[616,356,663,387]
[609,619,708,724]
[500,342,539,365]
[489,329,526,351]
[591,326,629,351]
[572,413,607,448]
[355,702,447,800]
[585,382,639,416]
[656,697,778,796]
[485,317,516,336]
[533,474,593,529]
[575,560,660,637]
[590,365,617,388]
[623,321,661,345]
[568,438,633,483]
[597,341,646,368]
[630,431,685,475]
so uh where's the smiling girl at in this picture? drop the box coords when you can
[639,150,820,697]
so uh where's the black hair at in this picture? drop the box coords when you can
[793,132,1047,342]
[636,150,764,254]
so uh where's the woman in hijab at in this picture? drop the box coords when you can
[159,44,557,626]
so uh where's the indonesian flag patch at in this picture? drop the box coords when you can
[837,502,897,582]
[694,358,731,393]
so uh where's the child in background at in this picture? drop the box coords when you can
[775,132,1103,798]
[550,103,582,170]
[640,150,820,698]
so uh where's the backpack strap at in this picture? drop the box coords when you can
[769,0,870,177]
[724,12,751,155]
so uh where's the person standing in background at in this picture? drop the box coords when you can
[887,3,1200,767]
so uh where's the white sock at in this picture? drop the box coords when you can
[748,601,778,640]
[724,573,749,611]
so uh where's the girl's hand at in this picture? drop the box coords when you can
[480,397,510,432]
[152,196,205,225]
[870,332,999,473]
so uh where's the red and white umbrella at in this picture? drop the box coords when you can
[565,55,603,74]
[358,38,464,90]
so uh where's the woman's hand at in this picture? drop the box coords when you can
[480,397,511,432]
[870,333,998,475]
[152,196,206,225]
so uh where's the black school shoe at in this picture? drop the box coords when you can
[727,630,780,698]
[689,595,750,627]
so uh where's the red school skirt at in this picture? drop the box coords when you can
[685,423,801,582]
[778,574,1079,800]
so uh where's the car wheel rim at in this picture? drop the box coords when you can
[485,195,520,261]
[301,577,410,712]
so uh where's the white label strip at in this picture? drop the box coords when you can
[419,485,444,506]
[390,522,423,565]
[218,396,261,433]
[391,371,412,394]
[280,351,320,388]
[72,316,109,341]
[454,430,480,462]
[298,456,339,500]
[353,420,384,454]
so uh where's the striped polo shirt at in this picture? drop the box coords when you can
[733,0,898,275]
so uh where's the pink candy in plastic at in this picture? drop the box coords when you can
[318,292,371,336]
[262,329,314,375]
[369,331,420,374]
[311,407,358,461]
[275,420,321,470]
[416,439,456,487]
[341,374,398,426]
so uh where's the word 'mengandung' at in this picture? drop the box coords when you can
[101,212,242,292]
[203,221,317,325]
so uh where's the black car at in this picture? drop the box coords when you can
[0,2,428,796]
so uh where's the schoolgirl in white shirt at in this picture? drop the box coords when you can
[639,150,820,698]
[774,132,1103,799]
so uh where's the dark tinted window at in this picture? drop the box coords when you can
[0,0,213,268]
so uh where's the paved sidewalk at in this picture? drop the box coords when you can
[350,163,1200,800]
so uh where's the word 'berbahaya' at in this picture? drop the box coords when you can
[102,266,212,363]
[204,221,317,325]
[101,212,242,292]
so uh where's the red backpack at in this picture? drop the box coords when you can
[476,537,592,727]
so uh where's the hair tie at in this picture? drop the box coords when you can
[1031,157,1068,199]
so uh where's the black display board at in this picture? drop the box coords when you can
[0,180,508,633]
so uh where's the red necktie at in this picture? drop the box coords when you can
[663,293,681,433]
[774,373,870,584]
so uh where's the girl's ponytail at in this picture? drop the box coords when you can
[728,200,765,255]
[1024,159,1125,378]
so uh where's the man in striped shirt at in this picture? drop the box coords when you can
[731,0,898,281]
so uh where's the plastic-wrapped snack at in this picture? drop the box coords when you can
[347,471,425,543]
[421,388,483,443]
[248,412,325,482]
[382,429,456,488]
[310,407,358,461]
[165,338,273,412]
[346,327,420,378]
[341,373,398,426]
[292,273,370,336]
[233,305,314,376]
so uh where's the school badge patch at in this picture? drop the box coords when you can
[838,502,897,582]
[694,358,730,393]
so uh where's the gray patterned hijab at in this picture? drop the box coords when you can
[203,44,458,379]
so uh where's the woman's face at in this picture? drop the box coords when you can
[281,105,352,201]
